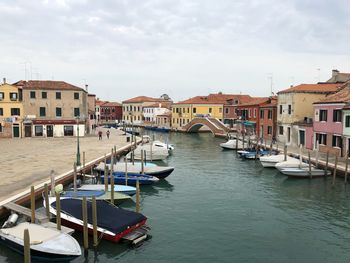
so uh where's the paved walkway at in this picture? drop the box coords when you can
[0,128,130,202]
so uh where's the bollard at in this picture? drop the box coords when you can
[136,179,140,213]
[30,186,35,223]
[92,196,98,248]
[73,162,77,192]
[24,228,31,263]
[55,192,61,230]
[332,154,338,185]
[82,197,88,250]
[44,184,50,219]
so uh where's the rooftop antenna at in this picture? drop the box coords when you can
[267,73,273,96]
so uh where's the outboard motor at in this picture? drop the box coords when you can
[2,213,19,228]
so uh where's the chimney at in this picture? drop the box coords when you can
[85,84,88,92]
[332,69,339,77]
[290,84,293,88]
[3,78,6,84]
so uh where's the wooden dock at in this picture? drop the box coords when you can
[2,202,49,223]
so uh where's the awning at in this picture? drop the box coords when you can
[243,121,256,126]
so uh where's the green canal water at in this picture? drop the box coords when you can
[1,132,350,262]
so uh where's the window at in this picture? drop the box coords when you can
[35,126,43,136]
[299,130,305,146]
[56,107,62,117]
[64,126,74,136]
[193,108,197,113]
[10,108,20,116]
[0,92,4,100]
[0,123,2,132]
[316,133,327,145]
[254,109,257,118]
[288,105,292,114]
[39,107,46,117]
[0,108,3,116]
[279,126,283,135]
[10,92,18,101]
[225,108,229,114]
[74,108,80,117]
[268,110,273,119]
[267,126,272,135]
[260,109,264,118]
[74,92,79,100]
[332,135,342,148]
[30,91,36,99]
[319,109,327,121]
[41,91,47,99]
[187,108,189,113]
[333,109,342,122]
[279,105,282,114]
[345,115,350,127]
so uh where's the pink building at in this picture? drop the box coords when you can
[313,82,350,156]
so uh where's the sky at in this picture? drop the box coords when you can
[1,0,350,102]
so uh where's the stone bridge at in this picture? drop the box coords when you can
[181,117,231,136]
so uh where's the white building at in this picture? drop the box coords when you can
[143,103,171,123]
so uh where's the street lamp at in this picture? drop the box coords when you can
[76,115,81,166]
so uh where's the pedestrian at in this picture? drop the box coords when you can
[106,130,110,139]
[98,130,102,140]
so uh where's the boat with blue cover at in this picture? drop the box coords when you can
[101,173,159,185]
[78,184,136,196]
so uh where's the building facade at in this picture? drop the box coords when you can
[13,80,87,137]
[100,102,122,124]
[0,80,23,138]
[277,83,342,147]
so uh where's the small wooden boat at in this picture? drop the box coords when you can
[279,167,331,178]
[101,173,159,185]
[46,198,147,242]
[60,190,131,204]
[78,184,136,196]
[0,221,81,261]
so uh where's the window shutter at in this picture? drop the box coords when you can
[315,109,319,122]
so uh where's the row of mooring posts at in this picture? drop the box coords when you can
[23,141,142,262]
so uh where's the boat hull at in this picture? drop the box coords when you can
[279,168,331,178]
[101,175,159,185]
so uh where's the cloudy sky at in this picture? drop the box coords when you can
[1,0,350,102]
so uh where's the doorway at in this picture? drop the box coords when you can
[24,125,32,137]
[47,125,53,137]
[287,127,291,143]
[12,124,20,138]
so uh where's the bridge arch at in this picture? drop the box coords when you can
[182,117,230,135]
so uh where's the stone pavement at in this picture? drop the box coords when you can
[0,128,130,202]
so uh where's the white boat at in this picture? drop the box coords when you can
[275,157,310,171]
[152,140,175,152]
[219,139,244,150]
[0,221,81,260]
[260,154,292,168]
[95,162,175,179]
[127,144,169,161]
[279,167,331,178]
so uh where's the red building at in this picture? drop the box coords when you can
[100,101,122,123]
[235,97,276,138]
[222,95,253,126]
[259,98,277,140]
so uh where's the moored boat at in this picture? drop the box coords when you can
[275,158,310,171]
[0,221,81,261]
[78,184,136,196]
[46,198,147,242]
[60,190,131,204]
[219,139,244,150]
[278,167,331,178]
[259,154,292,167]
[101,173,159,185]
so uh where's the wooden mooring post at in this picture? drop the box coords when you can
[332,154,338,185]
[82,151,86,183]
[136,179,140,213]
[104,154,108,191]
[50,170,55,197]
[125,157,128,186]
[110,153,115,204]
[73,162,77,192]
[308,151,312,179]
[325,151,329,176]
[30,186,35,223]
[345,151,349,184]
[55,192,61,230]
[284,144,287,161]
[24,228,31,263]
[92,196,98,248]
[44,184,50,219]
[82,197,88,250]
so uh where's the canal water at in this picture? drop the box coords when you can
[1,132,350,262]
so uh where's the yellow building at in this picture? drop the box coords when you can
[122,96,172,124]
[0,81,23,138]
[172,95,225,129]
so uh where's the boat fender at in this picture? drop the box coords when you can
[2,213,19,228]
[55,184,64,194]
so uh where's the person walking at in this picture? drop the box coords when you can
[98,130,102,140]
[106,130,110,139]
